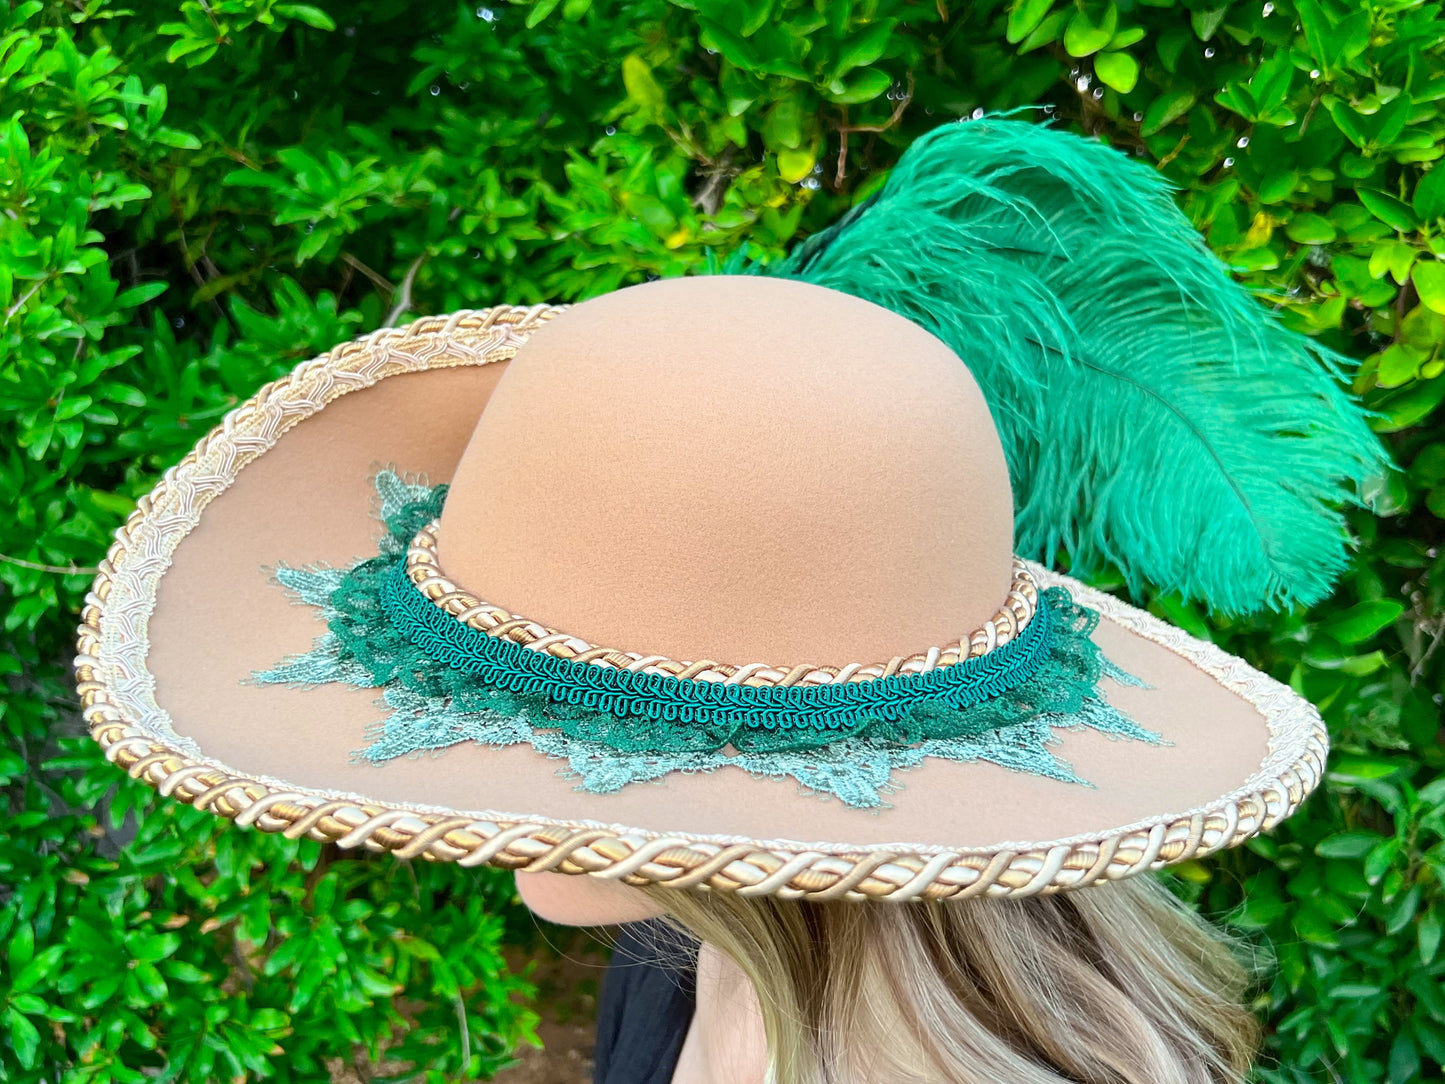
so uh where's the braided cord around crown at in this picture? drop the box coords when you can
[403,519,1041,681]
[379,556,1057,732]
[266,476,1144,766]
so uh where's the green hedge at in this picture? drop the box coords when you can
[3,0,1443,1080]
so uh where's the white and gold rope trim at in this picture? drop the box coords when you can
[403,519,1040,687]
[73,306,1329,901]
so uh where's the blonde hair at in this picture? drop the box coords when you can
[636,874,1259,1084]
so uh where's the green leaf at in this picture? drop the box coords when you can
[1335,11,1371,61]
[8,994,45,1016]
[8,920,33,971]
[1019,9,1068,52]
[1286,213,1336,244]
[1419,908,1443,966]
[1415,166,1445,220]
[735,0,772,35]
[777,146,815,183]
[1156,25,1190,72]
[832,21,893,77]
[1094,51,1138,93]
[107,183,152,206]
[6,1010,40,1069]
[1319,599,1405,643]
[152,126,203,150]
[525,0,562,27]
[1375,344,1426,388]
[1315,830,1387,859]
[1329,754,1405,780]
[273,4,335,30]
[163,961,212,984]
[1304,646,1388,675]
[718,64,756,115]
[1292,902,1341,944]
[698,18,759,68]
[1253,50,1294,112]
[1388,885,1423,936]
[1369,241,1418,284]
[1359,189,1420,232]
[1417,1020,1445,1069]
[1140,90,1195,136]
[1371,372,1445,432]
[165,36,215,65]
[10,945,63,994]
[1063,4,1117,57]
[1327,100,1368,147]
[1257,170,1298,204]
[295,227,329,262]
[762,98,803,148]
[223,167,286,189]
[825,66,891,104]
[1006,0,1055,44]
[1190,7,1227,40]
[1296,0,1333,72]
[1413,262,1445,315]
[1365,838,1402,882]
[621,55,665,114]
[1389,1034,1422,1084]
[1428,485,1445,517]
[1331,983,1385,998]
[117,282,169,308]
[1413,445,1445,488]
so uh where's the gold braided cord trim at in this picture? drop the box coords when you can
[74,645,1328,901]
[74,306,1330,901]
[403,519,1041,687]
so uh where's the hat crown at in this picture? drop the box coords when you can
[437,275,1015,664]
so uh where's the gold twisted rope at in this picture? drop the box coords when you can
[402,519,1041,688]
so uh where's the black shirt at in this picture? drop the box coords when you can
[593,920,700,1084]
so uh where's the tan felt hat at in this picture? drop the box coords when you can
[75,274,1328,901]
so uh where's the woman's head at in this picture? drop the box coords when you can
[516,870,1259,1084]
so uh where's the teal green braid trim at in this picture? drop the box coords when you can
[379,556,1054,734]
[308,488,1118,755]
[252,471,1166,809]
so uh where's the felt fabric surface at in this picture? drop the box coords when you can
[142,278,1277,852]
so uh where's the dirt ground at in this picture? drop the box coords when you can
[494,937,610,1084]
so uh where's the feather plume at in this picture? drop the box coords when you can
[713,116,1391,614]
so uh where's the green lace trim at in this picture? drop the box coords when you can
[381,556,1055,739]
[252,471,1166,809]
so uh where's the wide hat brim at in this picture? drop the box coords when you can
[76,308,1327,901]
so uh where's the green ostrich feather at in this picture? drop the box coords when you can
[709,114,1391,615]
